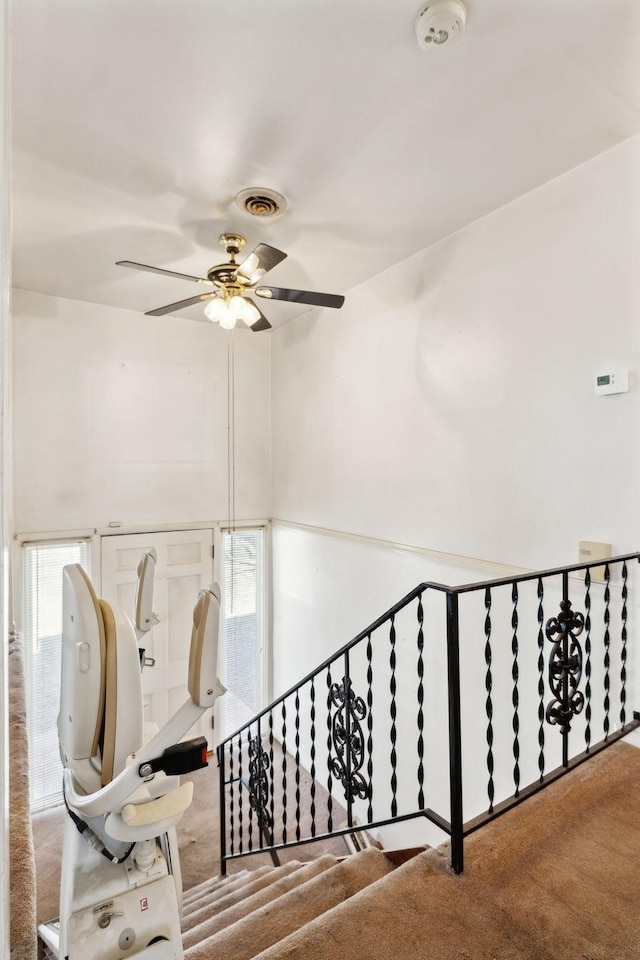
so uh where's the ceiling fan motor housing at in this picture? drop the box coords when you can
[415,0,466,50]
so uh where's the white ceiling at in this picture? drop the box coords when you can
[10,0,640,328]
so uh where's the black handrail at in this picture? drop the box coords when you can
[217,552,640,875]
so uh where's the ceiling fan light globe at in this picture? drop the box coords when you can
[228,295,247,321]
[229,295,259,326]
[204,297,228,324]
[219,306,237,330]
[242,301,261,327]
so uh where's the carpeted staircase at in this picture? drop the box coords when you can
[180,847,394,959]
[175,741,640,960]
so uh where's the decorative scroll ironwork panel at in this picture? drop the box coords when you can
[248,735,271,829]
[545,599,585,733]
[328,676,369,804]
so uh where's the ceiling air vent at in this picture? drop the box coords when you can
[235,187,287,220]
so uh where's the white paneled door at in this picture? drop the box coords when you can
[101,529,215,745]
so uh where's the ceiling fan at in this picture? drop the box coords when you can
[116,233,345,332]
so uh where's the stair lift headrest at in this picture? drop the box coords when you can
[134,547,158,636]
[58,564,144,795]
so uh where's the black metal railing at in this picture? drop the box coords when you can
[217,553,640,874]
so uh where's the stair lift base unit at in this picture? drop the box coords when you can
[56,816,183,960]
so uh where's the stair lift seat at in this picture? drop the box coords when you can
[39,563,226,960]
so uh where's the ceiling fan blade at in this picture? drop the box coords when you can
[145,292,216,317]
[237,243,287,282]
[255,286,345,309]
[246,297,272,332]
[116,260,211,285]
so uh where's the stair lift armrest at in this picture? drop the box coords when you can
[104,780,194,842]
[64,698,208,819]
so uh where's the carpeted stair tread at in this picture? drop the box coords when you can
[182,853,339,953]
[182,865,274,915]
[183,847,394,960]
[183,868,251,906]
[182,860,306,929]
[250,846,492,960]
[183,871,252,910]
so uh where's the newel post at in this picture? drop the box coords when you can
[446,590,464,874]
[217,743,227,875]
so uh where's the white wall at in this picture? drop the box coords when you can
[270,136,640,847]
[271,523,528,849]
[12,290,271,532]
[272,135,640,572]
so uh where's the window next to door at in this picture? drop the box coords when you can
[22,539,90,811]
[220,527,267,740]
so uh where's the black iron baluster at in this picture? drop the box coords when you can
[484,586,494,812]
[295,689,301,841]
[237,731,243,853]
[536,578,545,782]
[620,562,628,727]
[310,678,316,837]
[417,593,425,811]
[344,651,354,827]
[389,614,398,818]
[247,733,254,852]
[229,736,235,856]
[281,701,288,844]
[255,717,262,849]
[366,633,374,823]
[218,743,227,875]
[511,582,520,797]
[248,731,271,843]
[603,563,611,740]
[584,568,592,751]
[268,708,275,846]
[326,666,334,833]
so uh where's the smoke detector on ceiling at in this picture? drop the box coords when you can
[415,0,467,51]
[235,187,287,220]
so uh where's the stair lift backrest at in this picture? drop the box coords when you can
[189,584,225,708]
[58,564,144,795]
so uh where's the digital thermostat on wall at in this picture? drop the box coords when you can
[594,370,629,396]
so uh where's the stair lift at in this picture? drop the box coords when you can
[38,551,226,960]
